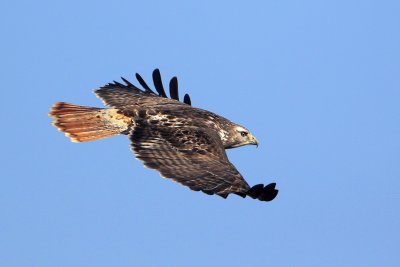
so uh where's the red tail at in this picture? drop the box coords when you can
[49,102,131,142]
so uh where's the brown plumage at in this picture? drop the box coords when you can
[49,69,278,202]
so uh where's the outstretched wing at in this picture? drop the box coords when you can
[95,69,192,108]
[129,122,251,198]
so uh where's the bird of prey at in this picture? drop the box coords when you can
[49,69,278,202]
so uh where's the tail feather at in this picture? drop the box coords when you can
[49,102,132,142]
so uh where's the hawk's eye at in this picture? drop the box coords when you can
[241,131,248,137]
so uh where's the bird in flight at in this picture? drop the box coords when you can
[49,69,278,202]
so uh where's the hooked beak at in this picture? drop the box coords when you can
[250,135,259,148]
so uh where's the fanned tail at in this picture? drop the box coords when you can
[49,102,132,142]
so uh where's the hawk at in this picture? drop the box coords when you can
[49,69,278,202]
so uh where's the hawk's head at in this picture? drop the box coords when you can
[224,125,259,149]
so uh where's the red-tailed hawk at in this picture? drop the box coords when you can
[49,69,278,202]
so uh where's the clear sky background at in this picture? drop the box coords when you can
[1,0,399,266]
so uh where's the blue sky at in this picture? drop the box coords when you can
[1,0,399,266]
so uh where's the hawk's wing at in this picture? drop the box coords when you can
[129,123,251,198]
[95,69,192,108]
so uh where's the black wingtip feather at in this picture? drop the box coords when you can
[121,77,134,87]
[247,183,278,202]
[169,77,179,100]
[152,69,167,98]
[247,184,264,199]
[258,183,278,201]
[184,94,192,105]
[135,73,156,94]
[113,80,124,87]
